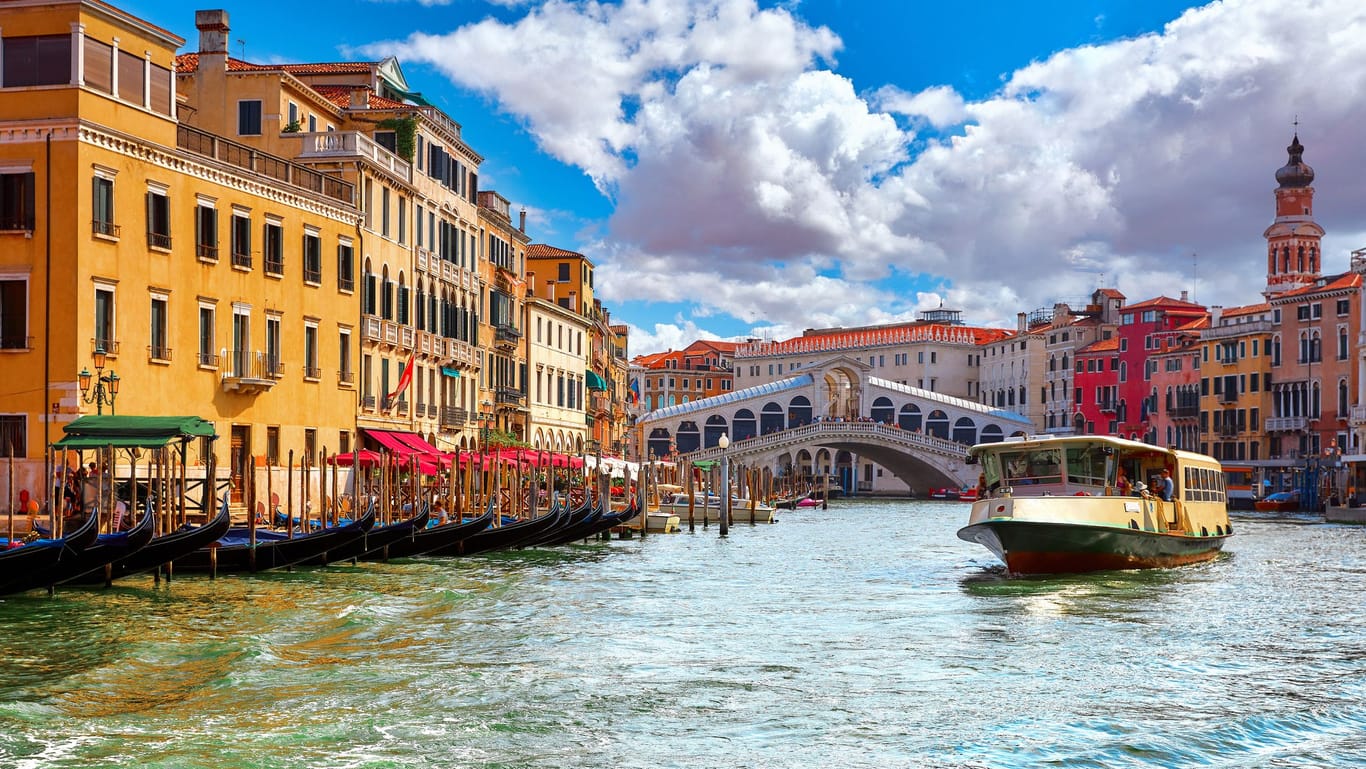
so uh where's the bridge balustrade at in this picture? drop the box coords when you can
[681,420,969,463]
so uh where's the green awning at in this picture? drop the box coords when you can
[440,366,461,378]
[585,369,609,391]
[55,415,216,449]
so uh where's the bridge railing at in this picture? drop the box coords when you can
[681,421,969,463]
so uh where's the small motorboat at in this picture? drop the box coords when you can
[1253,490,1301,513]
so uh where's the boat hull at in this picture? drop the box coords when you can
[957,519,1229,576]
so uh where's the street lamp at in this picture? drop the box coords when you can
[78,346,120,415]
[717,432,730,536]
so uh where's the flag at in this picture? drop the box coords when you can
[386,353,415,408]
[629,378,640,404]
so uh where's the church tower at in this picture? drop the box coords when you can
[1263,133,1324,297]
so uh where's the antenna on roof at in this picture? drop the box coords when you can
[1191,252,1198,302]
[237,39,245,59]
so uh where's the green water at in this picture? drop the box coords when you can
[1,500,1364,768]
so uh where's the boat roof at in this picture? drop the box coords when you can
[968,434,1220,467]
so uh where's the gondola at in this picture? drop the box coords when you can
[517,498,599,548]
[444,504,571,557]
[300,502,429,566]
[0,511,103,596]
[66,495,235,585]
[360,504,494,561]
[540,499,639,547]
[173,504,376,576]
[3,509,155,595]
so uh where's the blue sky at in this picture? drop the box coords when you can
[123,0,1366,355]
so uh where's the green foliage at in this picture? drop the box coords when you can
[282,120,302,133]
[377,115,418,162]
[481,428,525,449]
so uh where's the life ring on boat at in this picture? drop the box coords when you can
[1074,491,1090,496]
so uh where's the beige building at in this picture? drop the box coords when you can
[525,293,589,453]
[978,312,1048,432]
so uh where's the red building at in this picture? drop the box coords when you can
[1072,336,1120,435]
[1114,295,1208,440]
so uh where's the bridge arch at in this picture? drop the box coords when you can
[705,414,728,447]
[761,402,785,434]
[926,409,949,439]
[734,408,758,440]
[676,421,700,453]
[952,416,976,444]
[899,403,922,431]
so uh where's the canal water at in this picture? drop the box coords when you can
[1,499,1364,769]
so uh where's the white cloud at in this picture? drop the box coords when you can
[364,0,1366,356]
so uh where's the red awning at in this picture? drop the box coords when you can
[395,432,441,455]
[363,428,422,455]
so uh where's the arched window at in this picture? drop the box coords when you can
[1339,379,1349,418]
[733,409,758,441]
[898,403,922,431]
[675,421,701,453]
[760,403,785,434]
[952,417,976,444]
[704,415,729,447]
[870,397,895,424]
[979,424,1004,443]
[926,410,950,439]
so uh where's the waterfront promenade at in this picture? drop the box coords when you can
[1,499,1361,768]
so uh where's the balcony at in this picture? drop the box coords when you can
[91,219,120,238]
[495,387,525,406]
[1201,319,1274,340]
[440,406,469,429]
[0,334,32,350]
[361,395,376,410]
[1169,404,1200,419]
[179,124,354,204]
[1097,398,1117,413]
[339,368,355,386]
[1218,390,1239,404]
[220,349,279,393]
[292,130,411,185]
[494,324,522,350]
[196,242,218,262]
[231,249,252,269]
[90,338,119,357]
[147,231,172,250]
[1352,404,1366,426]
[1265,416,1309,432]
[1216,423,1241,438]
[147,345,172,363]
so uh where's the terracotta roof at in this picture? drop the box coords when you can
[1272,271,1362,299]
[1078,337,1120,354]
[527,244,586,259]
[1120,295,1207,311]
[1217,302,1272,318]
[176,54,380,79]
[685,340,740,354]
[311,85,408,110]
[1175,316,1209,332]
[1097,288,1126,299]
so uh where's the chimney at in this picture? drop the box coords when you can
[1210,305,1223,325]
[195,10,230,69]
[1180,290,1189,302]
[1017,312,1027,335]
[519,209,527,233]
[349,88,369,110]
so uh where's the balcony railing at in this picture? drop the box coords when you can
[495,387,524,405]
[147,231,172,249]
[148,345,172,362]
[292,131,412,185]
[1266,416,1309,432]
[1169,404,1200,419]
[304,365,321,379]
[221,349,279,393]
[439,406,468,429]
[0,214,34,231]
[91,219,120,237]
[1352,405,1366,426]
[361,395,376,410]
[264,254,284,276]
[339,368,354,385]
[197,350,219,367]
[196,242,218,261]
[231,249,252,269]
[0,335,32,350]
[1218,390,1238,404]
[90,338,119,356]
[178,124,354,205]
[304,265,322,284]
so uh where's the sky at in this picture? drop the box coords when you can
[122,0,1366,356]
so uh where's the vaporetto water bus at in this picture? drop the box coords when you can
[956,434,1232,575]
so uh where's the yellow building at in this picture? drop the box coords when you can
[1198,303,1274,463]
[0,1,361,504]
[478,191,530,443]
[176,11,490,454]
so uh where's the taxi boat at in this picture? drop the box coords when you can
[956,434,1232,576]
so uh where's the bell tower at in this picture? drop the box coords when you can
[1263,132,1324,297]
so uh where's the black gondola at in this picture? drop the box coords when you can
[445,504,571,557]
[360,504,494,561]
[3,509,155,595]
[300,502,429,566]
[173,504,376,576]
[543,501,639,547]
[65,495,234,586]
[0,511,103,596]
[516,498,598,549]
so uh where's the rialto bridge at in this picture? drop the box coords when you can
[636,357,1034,495]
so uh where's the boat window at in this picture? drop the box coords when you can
[1000,448,1062,485]
[1064,446,1108,487]
[980,453,1002,490]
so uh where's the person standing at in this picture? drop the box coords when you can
[1159,469,1174,502]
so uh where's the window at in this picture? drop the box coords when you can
[0,413,25,455]
[557,262,570,281]
[149,294,169,361]
[146,188,171,249]
[265,316,282,378]
[339,328,353,385]
[0,171,35,231]
[398,198,406,244]
[92,174,117,236]
[303,230,322,284]
[266,426,280,466]
[3,35,71,87]
[117,49,144,106]
[231,212,251,268]
[198,304,216,366]
[94,285,116,353]
[263,219,284,275]
[304,323,319,379]
[381,188,390,237]
[0,277,28,349]
[84,37,113,93]
[337,241,354,292]
[195,199,217,260]
[238,100,262,135]
[230,307,250,377]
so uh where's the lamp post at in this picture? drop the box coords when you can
[717,432,730,536]
[78,346,120,415]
